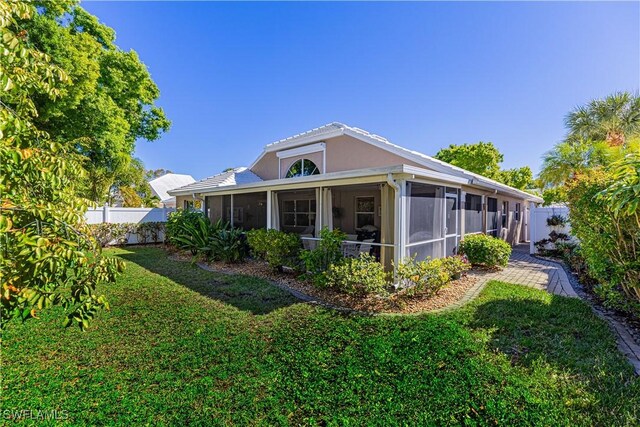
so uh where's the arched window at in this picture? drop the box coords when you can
[285,159,320,178]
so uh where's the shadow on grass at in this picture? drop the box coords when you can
[466,287,629,375]
[117,247,300,315]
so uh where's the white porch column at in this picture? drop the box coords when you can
[230,194,234,227]
[460,191,466,237]
[315,187,322,237]
[266,190,272,229]
[394,179,407,268]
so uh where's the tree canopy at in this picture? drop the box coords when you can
[538,92,640,193]
[434,141,533,190]
[23,0,170,202]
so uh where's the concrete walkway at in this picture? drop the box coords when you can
[468,244,578,298]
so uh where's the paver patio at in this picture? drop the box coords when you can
[469,244,578,298]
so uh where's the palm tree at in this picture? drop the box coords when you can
[565,92,640,147]
[539,137,610,186]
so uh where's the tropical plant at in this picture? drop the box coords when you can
[166,210,216,255]
[458,234,512,268]
[546,214,567,227]
[538,138,610,186]
[1,1,123,330]
[300,227,347,287]
[210,228,249,263]
[565,92,640,147]
[324,253,389,296]
[246,228,271,260]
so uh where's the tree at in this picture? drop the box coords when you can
[565,92,640,147]
[23,1,170,203]
[145,168,173,180]
[435,141,534,190]
[1,1,123,330]
[538,138,610,187]
[435,141,503,179]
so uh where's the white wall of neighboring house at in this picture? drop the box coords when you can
[529,205,572,254]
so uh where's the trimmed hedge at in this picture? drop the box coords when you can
[458,234,511,268]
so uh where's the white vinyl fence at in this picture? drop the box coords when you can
[86,206,175,245]
[529,205,572,254]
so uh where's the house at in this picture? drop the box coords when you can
[148,173,196,208]
[168,123,543,269]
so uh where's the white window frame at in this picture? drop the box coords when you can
[277,142,326,178]
[514,202,521,222]
[355,196,376,230]
[282,199,315,227]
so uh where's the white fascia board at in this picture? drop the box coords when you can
[264,129,344,153]
[276,142,325,159]
[341,129,542,202]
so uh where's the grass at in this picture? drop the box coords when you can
[2,246,639,425]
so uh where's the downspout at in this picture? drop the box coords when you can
[386,173,402,284]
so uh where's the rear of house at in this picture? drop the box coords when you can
[169,123,542,270]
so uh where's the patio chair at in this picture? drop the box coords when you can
[358,239,374,256]
[300,234,314,250]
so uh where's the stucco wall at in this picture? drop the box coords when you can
[250,134,426,180]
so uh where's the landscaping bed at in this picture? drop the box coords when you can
[184,253,480,314]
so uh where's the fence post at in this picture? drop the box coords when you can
[103,203,110,224]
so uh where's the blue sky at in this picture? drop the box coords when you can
[82,1,640,179]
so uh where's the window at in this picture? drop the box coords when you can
[464,193,483,234]
[514,202,521,222]
[282,199,316,227]
[183,200,194,210]
[285,159,320,178]
[355,196,375,229]
[486,197,498,237]
[501,201,509,228]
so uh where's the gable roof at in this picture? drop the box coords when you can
[254,122,542,202]
[168,167,262,195]
[148,173,196,202]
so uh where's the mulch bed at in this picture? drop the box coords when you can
[168,248,478,314]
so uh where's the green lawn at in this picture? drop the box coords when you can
[3,247,639,426]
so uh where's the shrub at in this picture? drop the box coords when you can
[300,227,346,287]
[458,234,511,268]
[247,229,302,271]
[324,254,389,296]
[439,255,471,279]
[210,228,249,263]
[395,256,451,297]
[135,222,165,244]
[246,228,270,260]
[567,168,640,311]
[166,210,219,255]
[89,223,134,247]
[89,222,165,247]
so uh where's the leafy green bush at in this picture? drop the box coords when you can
[135,222,165,244]
[246,229,302,271]
[324,253,389,296]
[439,255,471,279]
[246,228,270,260]
[567,167,640,313]
[395,256,451,296]
[89,222,165,246]
[210,228,249,263]
[458,234,511,268]
[300,227,346,287]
